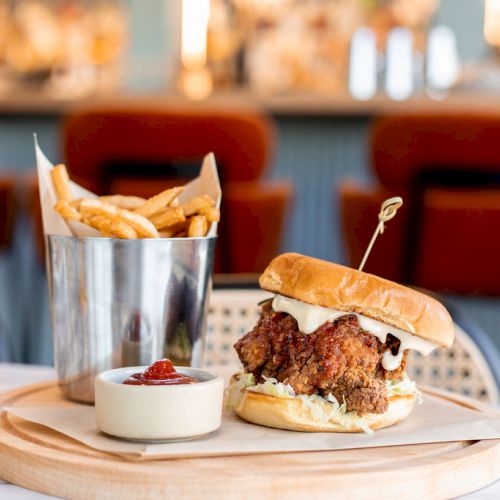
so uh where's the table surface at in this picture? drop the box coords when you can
[0,363,499,500]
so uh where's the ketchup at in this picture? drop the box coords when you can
[123,359,197,386]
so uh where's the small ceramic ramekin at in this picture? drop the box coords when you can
[95,366,224,442]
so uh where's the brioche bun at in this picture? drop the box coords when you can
[259,253,454,348]
[235,388,416,433]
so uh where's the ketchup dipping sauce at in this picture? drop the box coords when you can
[96,362,223,441]
[123,359,197,386]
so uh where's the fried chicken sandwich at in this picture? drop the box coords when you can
[227,253,454,433]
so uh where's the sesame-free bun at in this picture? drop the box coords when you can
[235,389,416,433]
[259,253,454,348]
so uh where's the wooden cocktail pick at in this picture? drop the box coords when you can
[358,196,403,272]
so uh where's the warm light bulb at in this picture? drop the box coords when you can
[180,67,213,100]
[484,0,500,47]
[181,0,210,69]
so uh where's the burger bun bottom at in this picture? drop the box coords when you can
[235,389,416,433]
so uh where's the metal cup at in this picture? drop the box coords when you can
[46,235,216,403]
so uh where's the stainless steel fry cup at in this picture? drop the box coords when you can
[46,235,216,403]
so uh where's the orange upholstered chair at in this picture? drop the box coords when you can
[340,113,500,295]
[340,183,409,282]
[62,102,292,273]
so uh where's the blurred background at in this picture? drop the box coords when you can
[1,0,500,367]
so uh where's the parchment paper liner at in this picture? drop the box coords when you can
[35,136,221,238]
[4,385,500,462]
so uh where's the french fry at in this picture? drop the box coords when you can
[84,215,138,239]
[107,220,138,239]
[84,215,119,235]
[94,217,138,239]
[54,200,81,221]
[51,166,219,240]
[181,195,214,217]
[69,198,82,210]
[134,187,184,218]
[150,207,185,230]
[118,210,159,238]
[80,199,118,218]
[100,229,115,238]
[188,215,207,237]
[158,219,190,237]
[99,195,146,210]
[198,206,220,223]
[83,215,111,236]
[51,164,73,202]
[80,198,159,238]
[83,215,108,229]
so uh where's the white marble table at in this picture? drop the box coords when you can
[0,363,499,499]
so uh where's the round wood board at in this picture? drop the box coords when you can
[0,382,499,500]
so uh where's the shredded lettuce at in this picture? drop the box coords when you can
[247,376,296,398]
[386,373,422,403]
[225,372,420,435]
[225,374,370,433]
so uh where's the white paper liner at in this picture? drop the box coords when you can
[35,136,222,238]
[5,388,500,462]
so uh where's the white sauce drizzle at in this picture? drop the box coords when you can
[271,295,438,371]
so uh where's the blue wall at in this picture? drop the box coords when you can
[436,0,486,62]
[271,117,373,263]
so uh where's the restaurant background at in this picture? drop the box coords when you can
[0,0,499,367]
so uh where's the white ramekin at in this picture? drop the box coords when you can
[95,366,224,441]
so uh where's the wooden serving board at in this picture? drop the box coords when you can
[0,382,500,500]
